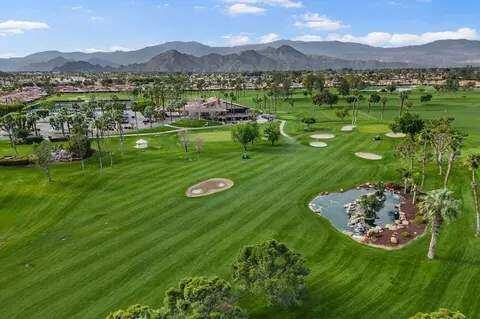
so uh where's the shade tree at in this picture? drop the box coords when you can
[264,122,280,146]
[34,140,54,182]
[161,277,247,319]
[232,239,310,308]
[231,122,259,158]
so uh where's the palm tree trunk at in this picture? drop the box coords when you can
[444,152,455,189]
[96,130,103,170]
[412,184,417,204]
[471,171,480,237]
[7,131,17,155]
[421,141,428,187]
[428,220,440,259]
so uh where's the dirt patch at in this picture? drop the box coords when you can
[186,178,234,198]
[355,152,383,160]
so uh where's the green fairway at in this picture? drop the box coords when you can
[1,88,480,318]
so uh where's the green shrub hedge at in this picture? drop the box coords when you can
[0,156,32,166]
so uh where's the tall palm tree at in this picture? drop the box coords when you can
[443,130,465,189]
[419,189,460,259]
[464,153,480,237]
[418,128,432,187]
[399,91,409,116]
[380,96,388,120]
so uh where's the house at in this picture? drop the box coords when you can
[184,97,253,123]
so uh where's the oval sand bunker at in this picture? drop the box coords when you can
[310,133,335,139]
[186,178,234,198]
[341,125,356,132]
[309,141,328,148]
[355,152,383,160]
[385,132,406,138]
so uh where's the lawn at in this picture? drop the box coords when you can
[1,88,480,318]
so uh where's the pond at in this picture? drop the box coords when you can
[309,188,401,234]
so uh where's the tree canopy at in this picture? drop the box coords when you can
[232,239,310,308]
[162,277,247,319]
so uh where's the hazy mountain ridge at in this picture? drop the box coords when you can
[53,46,412,73]
[2,39,480,72]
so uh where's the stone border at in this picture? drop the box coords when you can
[186,178,234,198]
[355,152,383,160]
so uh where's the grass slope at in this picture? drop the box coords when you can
[1,89,480,318]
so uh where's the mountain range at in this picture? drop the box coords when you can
[1,39,480,73]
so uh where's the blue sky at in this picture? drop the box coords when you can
[1,0,479,58]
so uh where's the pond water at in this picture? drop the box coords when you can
[309,188,401,233]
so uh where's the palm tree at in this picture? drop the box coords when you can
[399,91,409,116]
[464,153,480,237]
[419,189,460,259]
[443,130,465,189]
[418,128,432,187]
[380,96,388,120]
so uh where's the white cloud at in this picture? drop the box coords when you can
[258,32,280,43]
[292,34,324,42]
[90,16,105,22]
[326,27,478,46]
[71,5,83,10]
[81,45,131,53]
[0,52,20,58]
[222,34,251,46]
[0,20,49,36]
[224,0,302,8]
[228,3,265,15]
[294,13,347,31]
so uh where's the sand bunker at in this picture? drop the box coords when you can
[386,132,406,138]
[186,178,234,198]
[310,133,335,140]
[341,125,356,132]
[309,141,328,148]
[355,152,383,160]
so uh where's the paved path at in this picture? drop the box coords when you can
[279,120,293,141]
[112,124,230,138]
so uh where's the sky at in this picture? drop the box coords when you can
[0,0,479,58]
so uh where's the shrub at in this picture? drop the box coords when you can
[49,136,69,142]
[24,135,45,145]
[67,134,92,159]
[410,308,465,318]
[0,156,32,166]
[413,214,426,226]
[401,231,411,238]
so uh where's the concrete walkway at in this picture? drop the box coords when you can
[280,120,293,140]
[112,124,230,138]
